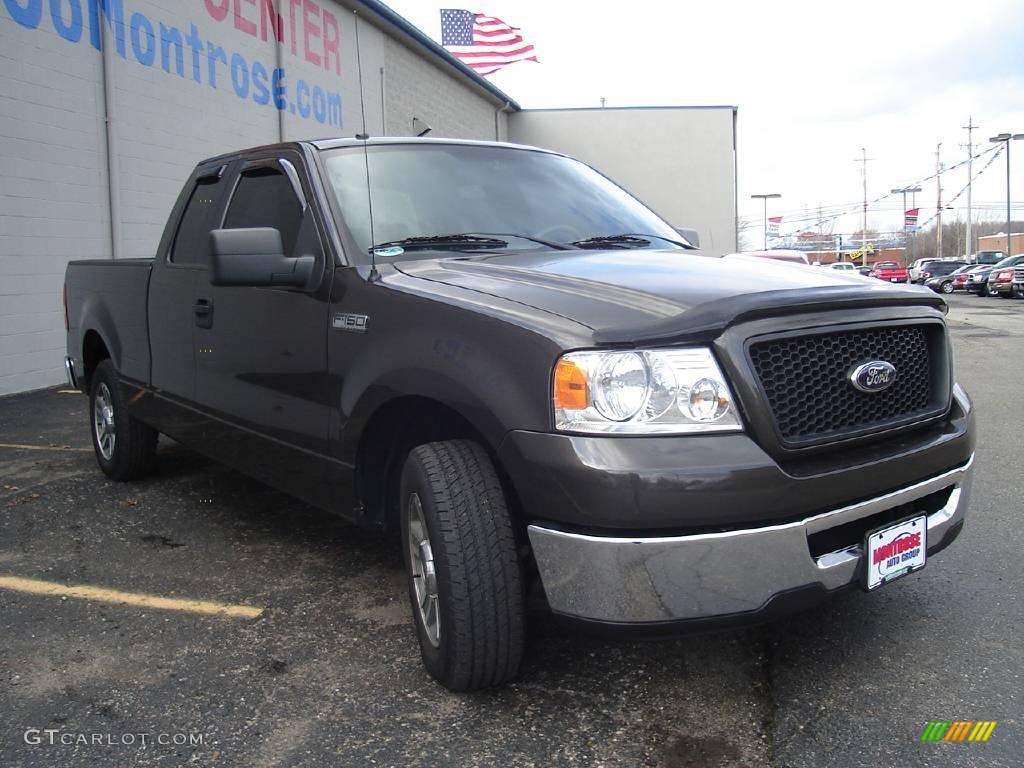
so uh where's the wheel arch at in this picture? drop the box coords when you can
[350,389,524,534]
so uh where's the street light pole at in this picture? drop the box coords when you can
[989,133,1024,254]
[751,193,781,250]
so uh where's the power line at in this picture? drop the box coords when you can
[770,144,1003,238]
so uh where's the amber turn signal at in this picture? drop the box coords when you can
[553,358,588,410]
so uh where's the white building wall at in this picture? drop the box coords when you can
[509,107,737,256]
[0,0,508,395]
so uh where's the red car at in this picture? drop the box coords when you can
[952,271,971,291]
[869,261,909,283]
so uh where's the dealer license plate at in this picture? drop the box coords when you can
[890,278,899,282]
[865,515,927,591]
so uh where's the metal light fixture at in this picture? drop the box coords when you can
[989,133,1024,254]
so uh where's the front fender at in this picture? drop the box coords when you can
[335,332,557,467]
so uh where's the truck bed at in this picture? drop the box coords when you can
[65,259,154,385]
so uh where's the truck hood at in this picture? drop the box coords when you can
[394,249,945,343]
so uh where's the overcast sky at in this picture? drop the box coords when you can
[386,0,1024,249]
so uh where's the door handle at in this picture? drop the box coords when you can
[194,297,214,328]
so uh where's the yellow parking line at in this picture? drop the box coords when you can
[0,576,263,619]
[0,443,92,453]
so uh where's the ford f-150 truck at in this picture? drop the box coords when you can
[65,138,975,691]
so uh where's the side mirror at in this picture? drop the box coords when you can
[674,227,700,248]
[209,228,314,288]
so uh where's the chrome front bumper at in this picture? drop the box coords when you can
[527,456,974,624]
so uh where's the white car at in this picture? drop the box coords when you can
[828,262,857,271]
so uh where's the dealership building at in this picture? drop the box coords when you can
[1,0,737,395]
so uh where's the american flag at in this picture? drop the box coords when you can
[440,9,538,76]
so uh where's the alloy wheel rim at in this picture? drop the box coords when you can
[93,383,116,461]
[407,493,440,647]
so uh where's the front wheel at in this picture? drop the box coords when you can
[400,440,525,691]
[941,281,954,294]
[89,360,157,481]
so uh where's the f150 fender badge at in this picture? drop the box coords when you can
[850,360,896,393]
[333,313,369,333]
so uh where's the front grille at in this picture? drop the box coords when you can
[1014,267,1024,281]
[749,325,943,447]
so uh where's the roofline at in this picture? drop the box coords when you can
[355,0,520,111]
[310,136,558,154]
[516,105,739,113]
[197,137,562,165]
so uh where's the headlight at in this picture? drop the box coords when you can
[553,347,743,434]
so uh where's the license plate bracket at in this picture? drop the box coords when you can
[864,515,927,591]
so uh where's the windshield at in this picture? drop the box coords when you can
[320,144,683,257]
[992,254,1020,269]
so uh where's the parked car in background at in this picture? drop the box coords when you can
[912,259,966,284]
[966,254,1023,296]
[951,269,972,292]
[909,258,938,282]
[919,260,967,284]
[828,261,858,272]
[1013,265,1024,298]
[925,265,972,294]
[986,254,1024,298]
[858,265,873,276]
[869,261,909,283]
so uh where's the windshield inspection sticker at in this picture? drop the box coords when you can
[373,246,405,258]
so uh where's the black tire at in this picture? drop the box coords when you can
[940,281,954,294]
[89,359,158,481]
[399,440,525,691]
[980,283,991,297]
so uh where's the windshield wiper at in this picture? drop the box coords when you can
[465,232,573,250]
[370,234,508,253]
[371,232,573,254]
[571,233,697,250]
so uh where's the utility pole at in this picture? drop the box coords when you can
[854,148,871,265]
[936,143,943,259]
[962,117,978,257]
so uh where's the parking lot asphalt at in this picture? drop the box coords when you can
[1,292,1021,768]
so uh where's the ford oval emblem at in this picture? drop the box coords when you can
[850,361,897,393]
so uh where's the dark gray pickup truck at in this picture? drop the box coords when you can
[65,138,975,691]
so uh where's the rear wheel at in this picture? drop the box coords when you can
[89,360,157,481]
[399,440,525,691]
